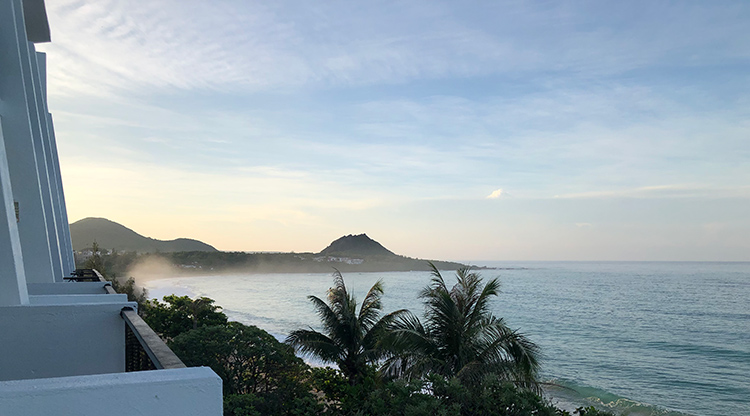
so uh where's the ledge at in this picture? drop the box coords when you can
[0,367,222,416]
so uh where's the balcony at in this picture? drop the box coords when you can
[0,269,222,416]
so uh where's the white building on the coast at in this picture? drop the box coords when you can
[0,1,222,414]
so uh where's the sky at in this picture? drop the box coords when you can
[37,0,750,261]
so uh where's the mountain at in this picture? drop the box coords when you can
[318,234,395,257]
[313,233,466,272]
[70,217,217,253]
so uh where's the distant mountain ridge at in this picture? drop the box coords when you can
[313,233,465,272]
[69,218,467,273]
[70,217,217,253]
[319,234,395,257]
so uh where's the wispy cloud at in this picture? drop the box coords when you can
[554,185,750,199]
[40,1,750,97]
[486,189,504,199]
[38,0,750,259]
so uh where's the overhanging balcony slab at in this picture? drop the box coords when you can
[0,302,133,381]
[0,367,222,416]
[27,282,112,295]
[29,293,128,305]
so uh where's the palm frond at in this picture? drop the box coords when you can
[288,270,411,385]
[308,295,343,343]
[362,307,410,350]
[358,280,385,332]
[385,264,541,390]
[465,277,501,331]
[285,328,342,363]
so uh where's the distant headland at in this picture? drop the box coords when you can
[71,217,217,252]
[71,218,468,276]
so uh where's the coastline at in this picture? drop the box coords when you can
[138,263,748,416]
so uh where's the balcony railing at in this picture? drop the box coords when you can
[122,307,186,370]
[72,268,186,372]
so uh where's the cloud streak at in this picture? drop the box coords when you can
[486,189,504,199]
[554,185,750,200]
[40,1,750,96]
[37,0,750,259]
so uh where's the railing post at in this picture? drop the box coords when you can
[120,307,186,370]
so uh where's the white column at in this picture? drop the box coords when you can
[0,0,55,284]
[30,50,65,281]
[37,52,74,275]
[47,114,76,275]
[0,117,29,306]
[38,53,75,276]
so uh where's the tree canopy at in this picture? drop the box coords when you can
[143,294,228,340]
[286,270,408,385]
[382,264,541,390]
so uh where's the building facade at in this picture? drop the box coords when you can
[0,1,222,414]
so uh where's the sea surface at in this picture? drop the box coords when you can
[143,261,750,416]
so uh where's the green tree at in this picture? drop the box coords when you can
[170,322,321,415]
[382,264,541,390]
[83,241,148,310]
[286,270,408,385]
[307,369,570,416]
[143,295,228,340]
[82,241,106,272]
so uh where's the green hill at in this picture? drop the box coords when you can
[319,234,395,257]
[71,221,466,274]
[70,217,217,253]
[312,233,465,272]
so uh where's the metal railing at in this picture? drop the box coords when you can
[71,268,187,371]
[65,268,105,282]
[121,307,186,371]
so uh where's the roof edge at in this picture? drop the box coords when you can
[22,0,51,43]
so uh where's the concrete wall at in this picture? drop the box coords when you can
[0,301,132,381]
[29,293,128,305]
[45,113,75,275]
[1,0,78,301]
[0,0,56,284]
[0,367,223,416]
[0,117,29,306]
[27,282,110,295]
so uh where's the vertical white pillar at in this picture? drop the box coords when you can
[47,114,76,275]
[30,50,65,281]
[0,118,30,306]
[37,52,74,275]
[0,0,55,284]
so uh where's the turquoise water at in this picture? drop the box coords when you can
[143,262,750,416]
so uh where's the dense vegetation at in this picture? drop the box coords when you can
[286,271,408,385]
[381,266,541,390]
[74,233,467,276]
[319,233,395,256]
[71,217,216,252]
[82,242,148,308]
[135,265,615,416]
[76,248,468,275]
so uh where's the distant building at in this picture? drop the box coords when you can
[313,255,365,264]
[0,1,222,414]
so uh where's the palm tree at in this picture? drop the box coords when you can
[285,270,408,385]
[382,263,541,390]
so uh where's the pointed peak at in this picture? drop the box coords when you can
[319,234,395,257]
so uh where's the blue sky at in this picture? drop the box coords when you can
[39,0,750,260]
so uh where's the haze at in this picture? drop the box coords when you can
[38,1,750,261]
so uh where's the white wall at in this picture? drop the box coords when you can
[29,294,128,305]
[0,367,223,416]
[0,301,132,381]
[27,282,111,295]
[0,118,29,306]
[0,0,55,284]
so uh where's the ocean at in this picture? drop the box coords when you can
[142,261,750,416]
